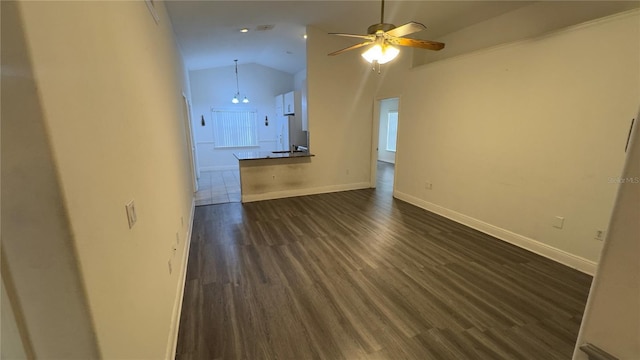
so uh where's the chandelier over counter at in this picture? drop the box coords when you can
[232,59,249,104]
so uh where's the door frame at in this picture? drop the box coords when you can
[181,93,199,192]
[370,96,401,193]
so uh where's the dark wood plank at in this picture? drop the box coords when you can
[176,161,592,359]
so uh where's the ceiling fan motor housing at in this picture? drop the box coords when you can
[367,23,396,34]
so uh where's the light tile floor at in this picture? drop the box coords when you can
[195,169,241,206]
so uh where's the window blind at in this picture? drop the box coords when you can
[212,110,258,148]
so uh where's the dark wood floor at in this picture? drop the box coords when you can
[176,161,592,359]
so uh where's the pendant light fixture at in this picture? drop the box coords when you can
[231,59,249,104]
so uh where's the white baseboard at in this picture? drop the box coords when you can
[165,197,196,360]
[199,165,239,172]
[394,191,597,275]
[242,182,371,203]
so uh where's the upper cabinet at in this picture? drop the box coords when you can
[276,91,298,116]
[283,91,295,115]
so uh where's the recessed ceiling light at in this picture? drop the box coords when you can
[240,28,249,33]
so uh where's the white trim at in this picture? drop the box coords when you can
[199,165,239,172]
[393,191,597,275]
[165,197,196,360]
[242,182,370,203]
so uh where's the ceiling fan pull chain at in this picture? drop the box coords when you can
[370,61,382,73]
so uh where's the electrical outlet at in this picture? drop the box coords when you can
[125,200,137,229]
[595,230,606,241]
[425,181,433,190]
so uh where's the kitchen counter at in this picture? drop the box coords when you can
[235,150,315,203]
[234,151,315,161]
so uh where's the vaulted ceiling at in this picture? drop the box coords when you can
[166,1,639,74]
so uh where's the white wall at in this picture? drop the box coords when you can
[190,64,294,171]
[302,24,378,183]
[378,98,398,164]
[8,1,195,358]
[573,108,640,359]
[294,68,306,91]
[2,1,99,357]
[386,10,639,272]
[413,1,640,67]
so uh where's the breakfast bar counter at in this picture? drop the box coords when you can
[234,151,315,161]
[234,150,315,203]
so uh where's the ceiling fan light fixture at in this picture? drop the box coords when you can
[232,95,240,104]
[327,0,444,71]
[379,45,399,64]
[362,44,382,63]
[361,44,399,64]
[242,96,249,104]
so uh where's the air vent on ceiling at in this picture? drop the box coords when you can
[255,24,275,31]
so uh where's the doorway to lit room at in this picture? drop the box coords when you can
[371,97,399,195]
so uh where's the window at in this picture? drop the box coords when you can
[212,110,258,148]
[386,111,398,152]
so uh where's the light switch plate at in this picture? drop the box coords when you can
[553,216,564,229]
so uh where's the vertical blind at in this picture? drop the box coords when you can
[212,110,258,148]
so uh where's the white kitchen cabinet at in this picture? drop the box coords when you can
[283,91,295,115]
[275,94,284,117]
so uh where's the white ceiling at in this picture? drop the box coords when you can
[165,1,638,74]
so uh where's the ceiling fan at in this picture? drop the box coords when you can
[328,0,445,67]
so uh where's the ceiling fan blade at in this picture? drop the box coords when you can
[328,41,373,56]
[388,37,445,51]
[329,33,375,40]
[385,21,426,38]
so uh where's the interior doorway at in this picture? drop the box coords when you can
[371,97,399,194]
